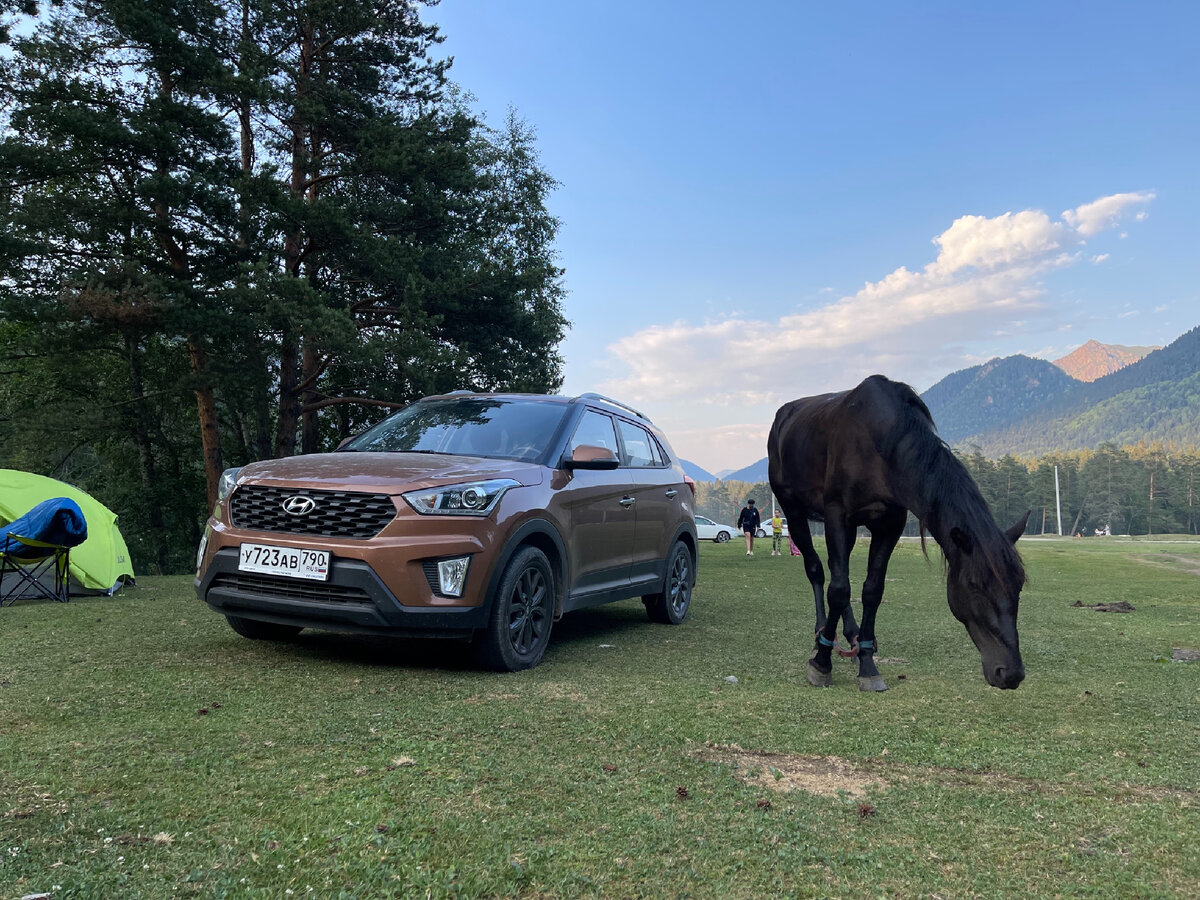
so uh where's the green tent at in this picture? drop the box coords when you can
[0,469,135,593]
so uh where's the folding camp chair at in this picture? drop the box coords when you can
[0,532,71,605]
[0,496,87,607]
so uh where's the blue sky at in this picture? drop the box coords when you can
[428,0,1199,473]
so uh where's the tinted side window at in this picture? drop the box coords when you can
[617,420,658,468]
[568,410,619,459]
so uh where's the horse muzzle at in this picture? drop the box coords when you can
[984,660,1025,689]
[963,620,1024,689]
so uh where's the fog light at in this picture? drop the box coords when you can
[437,556,471,597]
[195,533,209,573]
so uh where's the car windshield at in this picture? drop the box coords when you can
[342,397,567,461]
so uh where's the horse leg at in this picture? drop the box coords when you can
[808,511,854,687]
[786,519,827,627]
[855,509,906,692]
[782,518,835,687]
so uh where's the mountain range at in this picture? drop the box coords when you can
[681,326,1200,478]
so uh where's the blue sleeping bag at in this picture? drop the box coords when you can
[1,497,88,555]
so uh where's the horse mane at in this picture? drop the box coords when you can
[878,381,1025,588]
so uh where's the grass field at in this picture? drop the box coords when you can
[2,536,1198,898]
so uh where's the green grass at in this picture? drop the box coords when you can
[2,536,1198,898]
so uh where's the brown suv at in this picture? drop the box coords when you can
[195,392,698,670]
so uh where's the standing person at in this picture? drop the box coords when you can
[736,498,760,556]
[769,510,784,556]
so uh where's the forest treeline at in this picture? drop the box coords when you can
[0,1,566,573]
[695,441,1200,538]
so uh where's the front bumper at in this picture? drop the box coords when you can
[196,548,489,638]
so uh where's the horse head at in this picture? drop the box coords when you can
[945,510,1030,689]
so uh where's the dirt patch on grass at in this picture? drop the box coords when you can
[538,682,590,704]
[1158,553,1200,576]
[886,765,1199,807]
[693,743,885,799]
[1129,553,1200,578]
[694,743,1200,807]
[1071,600,1136,612]
[1,782,66,821]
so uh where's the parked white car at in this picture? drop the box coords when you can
[756,516,789,538]
[694,515,736,543]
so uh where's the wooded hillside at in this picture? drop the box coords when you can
[926,326,1200,455]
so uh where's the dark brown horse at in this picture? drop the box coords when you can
[767,375,1029,691]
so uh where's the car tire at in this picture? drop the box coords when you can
[474,546,555,672]
[715,531,730,543]
[643,541,695,625]
[756,527,767,538]
[225,615,303,641]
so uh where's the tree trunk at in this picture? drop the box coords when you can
[274,17,315,459]
[188,340,224,510]
[150,65,225,509]
[300,341,321,454]
[274,328,300,457]
[125,333,170,573]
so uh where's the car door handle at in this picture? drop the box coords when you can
[619,497,635,508]
[664,489,678,499]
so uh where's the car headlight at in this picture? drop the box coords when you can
[217,467,241,502]
[213,467,242,520]
[402,478,519,516]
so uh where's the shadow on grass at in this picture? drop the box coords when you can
[221,600,657,672]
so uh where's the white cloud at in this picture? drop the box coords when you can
[1092,253,1110,264]
[1062,191,1155,237]
[928,210,1065,275]
[599,193,1156,429]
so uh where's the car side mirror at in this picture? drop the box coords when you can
[562,444,620,470]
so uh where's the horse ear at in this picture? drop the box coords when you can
[1006,509,1031,544]
[950,526,973,555]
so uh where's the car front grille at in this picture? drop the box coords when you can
[229,485,396,538]
[211,572,372,605]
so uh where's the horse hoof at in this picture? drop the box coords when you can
[807,663,833,687]
[857,676,888,692]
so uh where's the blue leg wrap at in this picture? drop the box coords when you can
[816,632,837,648]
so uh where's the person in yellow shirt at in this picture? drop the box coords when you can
[769,512,784,556]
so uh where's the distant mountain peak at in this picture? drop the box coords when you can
[922,324,1200,456]
[1052,340,1158,383]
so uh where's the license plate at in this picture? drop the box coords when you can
[238,543,330,581]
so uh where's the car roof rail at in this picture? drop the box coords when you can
[575,392,651,422]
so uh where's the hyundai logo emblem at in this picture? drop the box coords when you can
[281,495,317,516]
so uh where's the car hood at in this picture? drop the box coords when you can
[236,452,545,493]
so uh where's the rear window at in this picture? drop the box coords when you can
[617,419,664,468]
[343,398,567,461]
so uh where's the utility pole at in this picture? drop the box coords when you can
[1054,465,1063,536]
[1149,470,1155,536]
